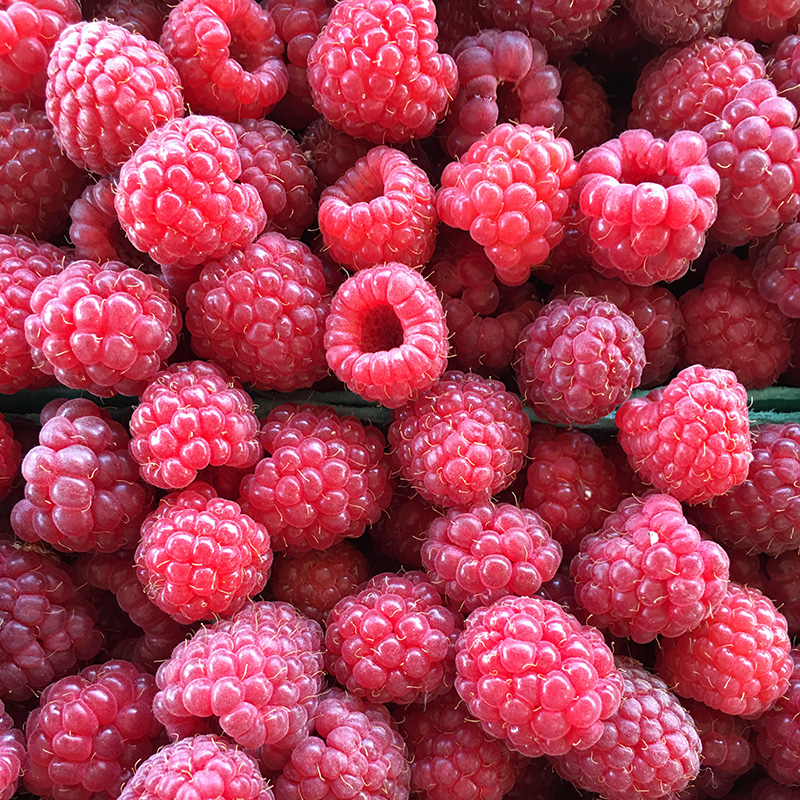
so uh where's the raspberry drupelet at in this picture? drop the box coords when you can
[656,583,792,718]
[369,486,440,568]
[388,370,529,508]
[129,361,262,490]
[558,61,613,157]
[0,701,22,800]
[616,365,752,504]
[725,0,800,43]
[767,33,800,113]
[93,0,165,40]
[325,571,461,705]
[324,263,448,408]
[318,146,437,272]
[627,0,731,44]
[436,122,578,287]
[754,221,800,318]
[23,659,164,800]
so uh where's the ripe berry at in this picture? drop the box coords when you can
[627,0,731,44]
[0,701,21,800]
[558,61,613,156]
[754,221,800,318]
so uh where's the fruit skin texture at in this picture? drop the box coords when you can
[767,33,800,113]
[616,365,752,504]
[754,221,800,318]
[0,700,22,800]
[0,414,19,503]
[558,61,613,156]
[627,0,731,44]
[369,487,439,568]
[656,583,793,719]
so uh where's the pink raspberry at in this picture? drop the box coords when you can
[299,117,372,191]
[93,0,165,40]
[325,571,461,705]
[656,583,792,718]
[307,0,457,143]
[616,365,752,504]
[767,33,800,113]
[154,601,324,768]
[23,659,163,800]
[436,122,578,287]
[275,689,410,800]
[455,595,623,757]
[754,221,800,318]
[240,403,392,554]
[0,701,22,800]
[12,398,154,553]
[516,295,646,426]
[324,263,448,408]
[388,370,530,508]
[114,115,266,269]
[159,0,287,120]
[318,146,436,272]
[185,232,330,392]
[0,415,19,503]
[627,0,731,44]
[558,61,613,156]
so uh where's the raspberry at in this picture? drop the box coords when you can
[455,595,623,757]
[572,492,730,643]
[25,260,181,397]
[754,222,800,318]
[551,658,701,800]
[436,122,578,287]
[421,500,562,612]
[616,365,752,504]
[185,232,330,392]
[325,571,461,705]
[725,0,800,42]
[11,398,154,553]
[307,0,457,143]
[118,734,274,800]
[159,0,287,120]
[388,370,529,508]
[0,415,19,504]
[240,403,392,554]
[0,701,21,800]
[558,61,613,156]
[269,542,370,624]
[434,0,483,53]
[318,146,436,272]
[767,33,800,113]
[114,115,266,269]
[0,540,102,701]
[324,263,448,408]
[726,549,769,595]
[442,30,563,159]
[369,487,440,568]
[196,463,254,501]
[46,21,183,175]
[701,79,800,245]
[300,117,373,191]
[275,689,410,800]
[516,294,646,426]
[94,0,165,40]
[766,551,800,636]
[656,583,792,718]
[23,659,163,800]
[748,778,800,799]
[505,759,582,800]
[627,0,731,44]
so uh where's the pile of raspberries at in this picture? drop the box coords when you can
[4,0,800,798]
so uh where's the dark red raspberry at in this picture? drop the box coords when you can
[628,0,731,44]
[725,0,800,42]
[389,370,530,508]
[455,595,623,757]
[119,734,274,800]
[533,189,594,285]
[437,123,578,287]
[766,551,800,636]
[754,222,800,318]
[726,549,769,595]
[324,263,448,408]
[0,415,19,503]
[12,398,154,553]
[0,540,102,701]
[23,659,163,800]
[129,361,262,490]
[93,0,165,39]
[767,34,800,113]
[114,115,266,269]
[307,0,457,143]
[299,117,373,192]
[747,778,800,799]
[240,403,392,554]
[442,30,563,159]
[275,688,410,800]
[504,759,582,800]
[185,232,330,392]
[516,294,646,426]
[616,365,752,504]
[558,61,613,156]
[0,701,21,800]
[159,0,287,120]
[325,571,461,705]
[195,463,254,501]
[602,436,650,496]
[369,487,440,568]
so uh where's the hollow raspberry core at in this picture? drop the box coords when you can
[360,305,404,353]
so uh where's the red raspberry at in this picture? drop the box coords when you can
[159,0,287,120]
[388,370,530,508]
[136,482,272,624]
[240,403,391,554]
[12,398,154,553]
[627,0,731,44]
[185,233,330,393]
[558,61,613,156]
[275,688,410,800]
[725,0,800,42]
[656,583,792,718]
[455,595,623,757]
[433,0,483,53]
[616,365,752,504]
[754,222,800,318]
[299,117,372,191]
[766,551,800,636]
[726,549,769,595]
[23,659,163,800]
[324,263,448,408]
[767,33,800,114]
[748,778,800,799]
[437,123,578,286]
[118,734,274,800]
[0,540,102,701]
[551,658,701,800]
[195,463,254,501]
[93,0,165,40]
[0,415,19,503]
[572,492,731,642]
[114,115,266,269]
[46,21,184,174]
[516,295,646,426]
[0,701,22,800]
[422,500,562,612]
[504,759,582,800]
[442,30,563,159]
[307,0,457,143]
[325,571,461,705]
